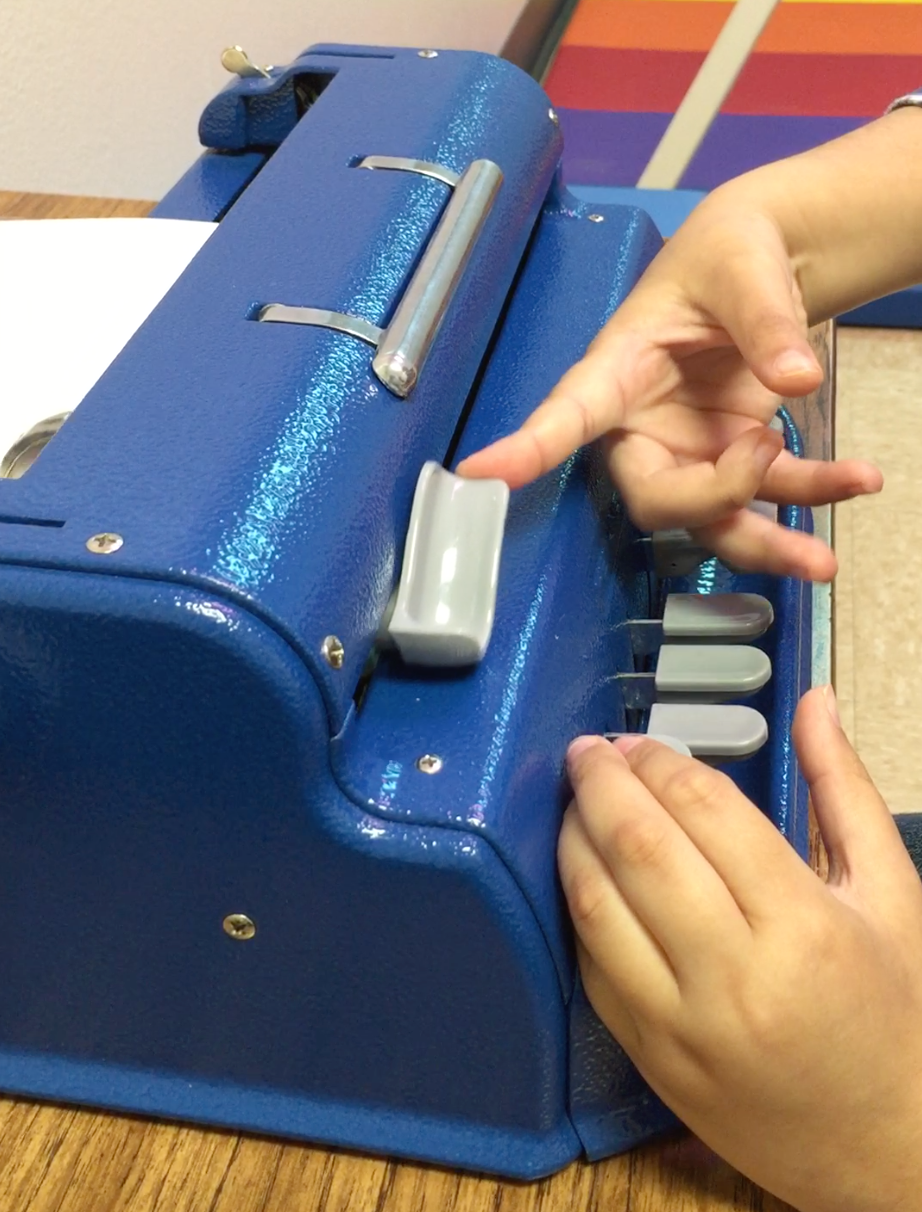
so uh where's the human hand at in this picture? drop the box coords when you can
[560,687,922,1212]
[458,187,881,581]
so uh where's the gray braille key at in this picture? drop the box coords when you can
[617,644,771,708]
[665,592,773,638]
[748,498,779,524]
[628,592,774,653]
[647,703,768,760]
[604,731,693,758]
[648,528,712,578]
[647,497,782,576]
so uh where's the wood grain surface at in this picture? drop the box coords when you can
[0,189,806,1212]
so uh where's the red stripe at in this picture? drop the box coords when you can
[545,46,705,112]
[724,53,922,116]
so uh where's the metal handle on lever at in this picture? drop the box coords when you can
[371,159,502,397]
[257,157,502,398]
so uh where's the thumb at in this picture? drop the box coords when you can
[793,687,916,898]
[704,236,822,398]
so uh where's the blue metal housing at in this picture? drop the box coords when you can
[0,46,812,1176]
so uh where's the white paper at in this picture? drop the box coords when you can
[0,217,216,467]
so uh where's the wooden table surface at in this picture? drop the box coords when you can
[0,188,793,1212]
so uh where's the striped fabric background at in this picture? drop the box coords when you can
[546,0,922,189]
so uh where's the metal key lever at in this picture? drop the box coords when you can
[606,704,769,762]
[627,592,774,654]
[258,157,503,397]
[616,643,771,708]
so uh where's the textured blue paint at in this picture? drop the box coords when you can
[152,151,267,221]
[0,46,562,735]
[0,46,814,1178]
[336,186,664,998]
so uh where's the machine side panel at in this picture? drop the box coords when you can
[0,566,576,1177]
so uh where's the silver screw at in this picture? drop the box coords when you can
[223,913,256,940]
[86,532,124,554]
[548,107,559,125]
[416,754,443,775]
[321,635,345,669]
[418,49,438,58]
[588,213,605,223]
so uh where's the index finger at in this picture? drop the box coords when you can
[614,737,816,924]
[455,349,632,487]
[566,737,751,982]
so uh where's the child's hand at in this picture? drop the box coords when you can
[560,687,922,1212]
[458,187,881,581]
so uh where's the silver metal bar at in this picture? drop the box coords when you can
[355,156,460,189]
[257,305,383,347]
[372,159,503,397]
[779,319,835,692]
[615,674,657,710]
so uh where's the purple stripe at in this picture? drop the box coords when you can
[557,109,672,186]
[679,114,868,189]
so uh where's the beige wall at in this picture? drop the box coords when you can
[0,1,528,200]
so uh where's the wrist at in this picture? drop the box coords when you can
[687,108,922,323]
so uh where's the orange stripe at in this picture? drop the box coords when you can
[756,3,922,53]
[561,0,731,51]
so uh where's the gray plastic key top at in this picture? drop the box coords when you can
[618,644,772,706]
[604,732,693,758]
[662,593,773,641]
[649,529,712,578]
[630,592,774,652]
[655,644,771,697]
[647,733,693,757]
[648,703,768,760]
[649,500,781,576]
[387,461,509,665]
[748,498,779,524]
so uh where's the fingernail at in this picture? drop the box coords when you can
[756,426,783,455]
[773,350,817,379]
[611,734,645,754]
[823,684,841,728]
[567,735,607,765]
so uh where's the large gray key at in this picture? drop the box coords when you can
[617,644,771,707]
[384,462,509,665]
[628,592,773,653]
